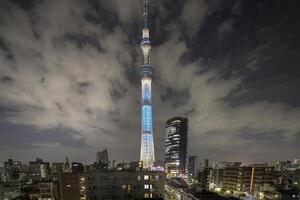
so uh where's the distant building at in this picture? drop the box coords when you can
[165,117,188,176]
[59,173,86,200]
[212,161,241,169]
[0,182,22,199]
[188,156,199,178]
[51,162,64,175]
[29,158,50,182]
[84,170,165,200]
[63,157,71,173]
[71,162,84,173]
[277,169,300,191]
[223,166,274,196]
[3,159,23,182]
[204,159,209,168]
[96,149,109,168]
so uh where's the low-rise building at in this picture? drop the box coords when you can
[38,182,56,200]
[223,166,274,196]
[85,170,165,200]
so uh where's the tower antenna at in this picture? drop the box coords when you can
[143,0,149,28]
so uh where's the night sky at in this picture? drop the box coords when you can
[0,0,300,164]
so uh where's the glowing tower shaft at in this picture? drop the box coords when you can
[139,0,155,167]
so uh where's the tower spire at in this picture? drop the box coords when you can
[139,0,155,168]
[143,0,149,28]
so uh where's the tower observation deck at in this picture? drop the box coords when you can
[139,0,155,168]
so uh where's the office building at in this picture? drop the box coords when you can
[165,117,188,175]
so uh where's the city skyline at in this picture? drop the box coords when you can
[1,0,300,164]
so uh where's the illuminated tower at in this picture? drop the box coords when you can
[139,0,155,167]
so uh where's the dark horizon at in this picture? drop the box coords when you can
[0,0,300,164]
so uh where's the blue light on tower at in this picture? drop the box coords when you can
[142,105,152,132]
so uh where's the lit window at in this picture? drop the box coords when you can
[144,193,149,198]
[138,175,141,180]
[144,175,149,180]
[144,184,149,189]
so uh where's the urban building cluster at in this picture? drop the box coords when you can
[0,150,165,200]
[179,157,300,200]
[162,116,300,200]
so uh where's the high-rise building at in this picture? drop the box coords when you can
[139,0,155,168]
[96,149,109,166]
[165,117,188,175]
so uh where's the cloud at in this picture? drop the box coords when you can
[218,18,234,35]
[181,0,222,37]
[0,0,136,149]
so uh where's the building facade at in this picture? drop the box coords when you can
[29,158,50,182]
[38,182,57,200]
[59,172,86,200]
[165,117,188,175]
[223,166,274,196]
[84,170,165,200]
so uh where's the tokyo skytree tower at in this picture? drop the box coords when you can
[139,0,155,168]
